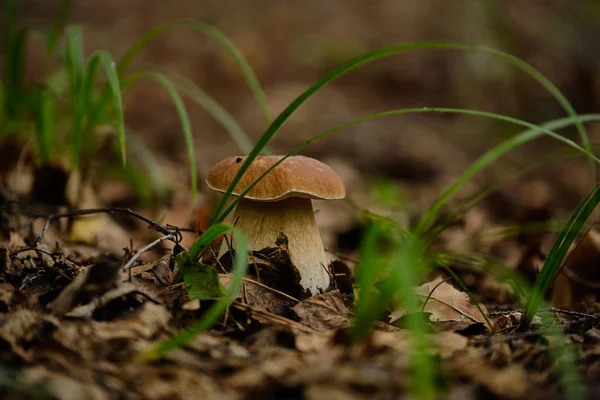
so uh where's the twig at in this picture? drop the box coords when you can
[122,234,175,271]
[34,207,188,252]
[491,307,600,321]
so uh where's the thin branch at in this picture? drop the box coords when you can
[122,234,175,271]
[34,207,188,252]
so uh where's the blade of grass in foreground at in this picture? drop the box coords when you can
[521,184,600,329]
[352,222,387,341]
[212,109,600,226]
[121,70,197,202]
[137,224,248,360]
[209,41,593,225]
[167,72,263,154]
[383,234,437,399]
[107,20,270,127]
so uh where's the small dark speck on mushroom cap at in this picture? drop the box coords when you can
[236,157,243,163]
[205,155,346,202]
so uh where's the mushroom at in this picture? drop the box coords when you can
[206,155,346,296]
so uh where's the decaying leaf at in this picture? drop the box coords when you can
[177,252,221,300]
[292,290,353,332]
[21,366,108,400]
[235,276,298,315]
[48,256,121,315]
[452,350,529,399]
[390,276,490,332]
[369,330,468,359]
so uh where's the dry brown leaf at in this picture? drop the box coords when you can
[292,290,352,332]
[129,365,229,400]
[53,302,171,362]
[295,332,336,353]
[453,350,529,399]
[48,257,121,315]
[390,276,490,332]
[22,366,108,400]
[0,310,59,361]
[369,330,468,359]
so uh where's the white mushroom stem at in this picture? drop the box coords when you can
[220,197,331,295]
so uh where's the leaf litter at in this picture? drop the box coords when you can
[2,199,600,399]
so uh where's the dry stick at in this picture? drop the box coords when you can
[490,307,600,320]
[121,234,175,271]
[35,207,188,252]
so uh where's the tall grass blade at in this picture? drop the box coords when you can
[138,225,248,360]
[108,70,197,201]
[142,71,196,202]
[45,0,72,62]
[65,26,85,166]
[127,129,167,200]
[168,72,262,154]
[352,221,386,341]
[99,20,270,127]
[4,28,28,120]
[521,184,600,329]
[85,51,126,165]
[208,42,592,225]
[212,109,599,226]
[417,115,600,236]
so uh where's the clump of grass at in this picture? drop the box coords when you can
[1,0,266,205]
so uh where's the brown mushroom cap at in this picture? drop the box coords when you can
[206,155,346,201]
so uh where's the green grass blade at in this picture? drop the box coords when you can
[116,20,270,126]
[167,72,264,154]
[212,108,599,226]
[138,225,248,360]
[352,221,386,341]
[45,0,72,62]
[383,234,437,399]
[189,223,232,260]
[65,25,85,166]
[106,70,197,201]
[521,184,600,329]
[85,51,126,165]
[4,28,28,119]
[207,41,592,225]
[417,115,600,236]
[34,89,54,162]
[142,71,196,203]
[436,146,593,236]
[127,129,168,201]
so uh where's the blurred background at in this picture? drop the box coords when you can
[4,0,600,251]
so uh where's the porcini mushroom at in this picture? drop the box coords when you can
[206,155,346,295]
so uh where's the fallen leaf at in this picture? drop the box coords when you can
[369,330,467,359]
[452,350,529,399]
[390,276,490,332]
[177,252,222,300]
[292,290,353,331]
[48,256,121,315]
